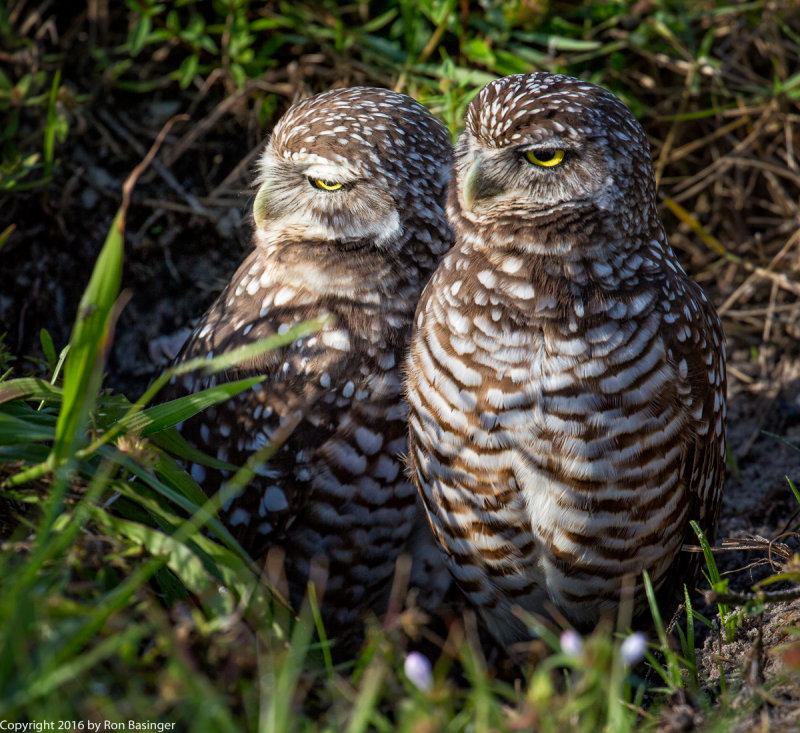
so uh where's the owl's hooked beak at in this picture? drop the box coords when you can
[253,183,270,227]
[461,153,499,211]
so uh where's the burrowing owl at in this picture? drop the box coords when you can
[406,73,726,646]
[170,87,453,638]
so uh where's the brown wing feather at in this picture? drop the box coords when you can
[658,276,727,608]
[164,250,335,551]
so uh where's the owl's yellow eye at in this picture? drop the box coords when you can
[310,177,344,191]
[524,148,566,168]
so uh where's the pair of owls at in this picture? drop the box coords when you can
[171,74,726,648]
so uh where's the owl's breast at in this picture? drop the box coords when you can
[408,266,694,627]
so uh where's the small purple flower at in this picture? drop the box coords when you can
[560,629,583,657]
[404,651,433,692]
[620,631,648,666]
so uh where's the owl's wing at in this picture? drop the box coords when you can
[680,281,726,538]
[164,249,344,557]
[665,277,727,594]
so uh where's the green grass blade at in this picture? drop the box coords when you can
[761,431,800,456]
[53,208,124,465]
[86,317,330,462]
[690,520,722,585]
[683,584,698,688]
[117,376,265,435]
[39,329,57,368]
[0,407,55,444]
[260,610,315,733]
[98,445,249,560]
[171,315,333,379]
[643,569,681,691]
[87,506,235,615]
[786,476,800,508]
[148,426,239,471]
[0,224,15,252]
[5,624,149,713]
[690,520,733,641]
[511,30,602,51]
[43,69,61,179]
[643,571,667,650]
[346,656,388,733]
[307,583,334,681]
[0,377,63,405]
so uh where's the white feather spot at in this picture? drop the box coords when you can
[229,508,251,526]
[321,329,351,351]
[374,454,400,482]
[263,485,289,512]
[355,427,384,455]
[273,286,296,306]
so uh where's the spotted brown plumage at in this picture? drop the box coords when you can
[168,87,454,640]
[405,73,727,646]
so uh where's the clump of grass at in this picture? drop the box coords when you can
[0,61,69,192]
[0,175,326,725]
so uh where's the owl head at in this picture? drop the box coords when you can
[253,87,452,250]
[450,73,659,251]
